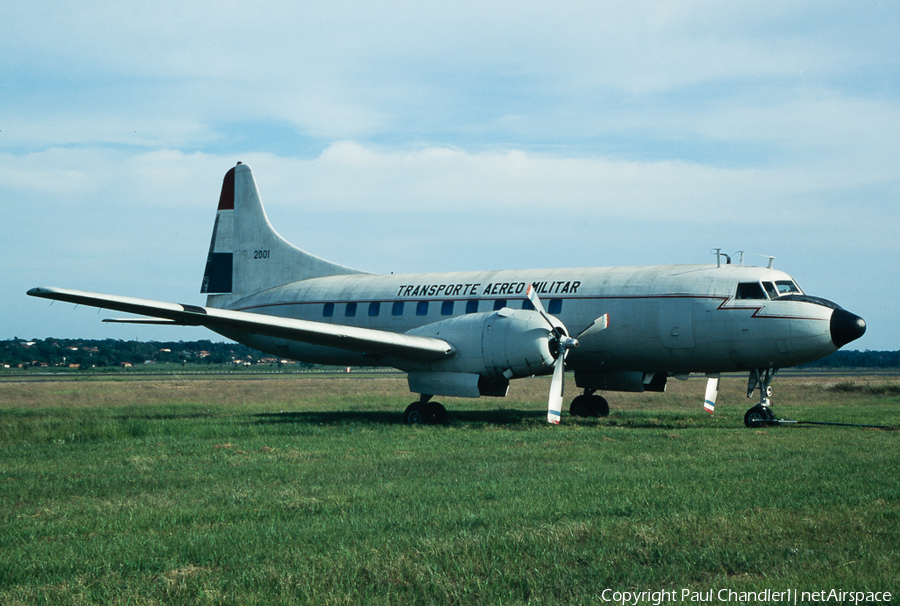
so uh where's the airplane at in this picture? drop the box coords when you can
[28,162,867,427]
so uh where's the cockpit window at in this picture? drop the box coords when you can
[735,282,767,300]
[775,280,802,295]
[736,279,803,301]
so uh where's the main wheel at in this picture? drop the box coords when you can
[744,405,775,428]
[404,402,427,425]
[403,401,447,425]
[589,394,610,417]
[429,401,448,424]
[570,394,610,417]
[570,394,591,417]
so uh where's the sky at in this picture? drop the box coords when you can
[2,1,897,350]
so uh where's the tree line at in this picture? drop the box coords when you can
[799,349,900,368]
[1,338,289,369]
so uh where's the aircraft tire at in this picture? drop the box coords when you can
[404,402,427,425]
[430,401,448,424]
[744,405,775,428]
[570,395,591,417]
[570,394,610,417]
[404,402,447,425]
[590,394,610,417]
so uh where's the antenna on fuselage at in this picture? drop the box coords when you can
[711,248,731,268]
[746,253,776,269]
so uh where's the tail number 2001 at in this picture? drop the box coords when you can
[254,250,270,259]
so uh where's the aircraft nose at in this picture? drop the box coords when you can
[831,308,866,348]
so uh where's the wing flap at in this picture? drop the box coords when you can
[27,287,454,361]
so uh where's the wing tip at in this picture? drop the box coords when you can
[27,287,54,298]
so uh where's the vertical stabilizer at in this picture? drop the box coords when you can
[202,163,365,308]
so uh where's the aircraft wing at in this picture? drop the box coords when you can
[27,287,454,361]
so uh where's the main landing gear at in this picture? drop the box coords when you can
[404,394,448,425]
[744,368,778,427]
[569,389,610,418]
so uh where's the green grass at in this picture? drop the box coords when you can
[1,374,898,605]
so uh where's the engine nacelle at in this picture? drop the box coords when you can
[402,308,558,379]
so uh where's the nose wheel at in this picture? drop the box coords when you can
[744,368,778,427]
[744,404,776,427]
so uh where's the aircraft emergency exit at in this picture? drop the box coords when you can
[28,163,867,426]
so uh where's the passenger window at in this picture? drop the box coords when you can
[763,282,778,299]
[493,299,507,310]
[323,302,334,317]
[466,300,479,314]
[522,299,535,311]
[345,302,357,317]
[735,282,766,300]
[441,301,454,316]
[548,299,563,314]
[416,301,429,316]
[392,301,404,316]
[368,302,380,317]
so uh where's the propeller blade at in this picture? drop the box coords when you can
[547,335,579,424]
[575,313,610,339]
[547,356,565,424]
[704,374,720,414]
[526,284,554,327]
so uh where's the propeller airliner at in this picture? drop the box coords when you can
[28,163,867,426]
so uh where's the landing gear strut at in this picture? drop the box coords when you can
[403,394,448,425]
[744,368,778,427]
[570,390,610,418]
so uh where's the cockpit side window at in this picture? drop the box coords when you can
[763,282,779,299]
[735,282,767,300]
[775,280,802,295]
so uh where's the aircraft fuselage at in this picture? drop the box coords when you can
[216,263,848,377]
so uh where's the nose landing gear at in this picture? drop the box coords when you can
[744,368,778,427]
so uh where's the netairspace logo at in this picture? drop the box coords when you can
[599,588,893,605]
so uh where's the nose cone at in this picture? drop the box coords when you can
[831,308,866,348]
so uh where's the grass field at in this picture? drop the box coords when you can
[1,371,898,605]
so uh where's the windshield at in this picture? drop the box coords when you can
[774,280,802,296]
[738,279,803,301]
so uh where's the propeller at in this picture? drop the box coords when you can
[526,285,580,424]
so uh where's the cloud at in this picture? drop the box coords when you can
[5,2,898,146]
[2,1,898,348]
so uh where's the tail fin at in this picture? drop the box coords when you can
[201,163,364,308]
